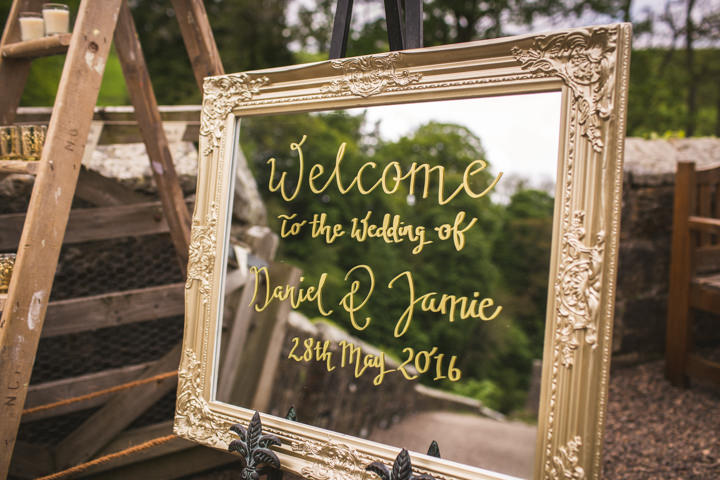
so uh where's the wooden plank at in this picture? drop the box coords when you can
[98,121,197,145]
[0,201,178,250]
[698,184,711,245]
[16,105,202,123]
[1,33,72,59]
[171,0,225,87]
[75,167,150,207]
[695,245,720,274]
[690,282,720,314]
[666,162,696,386]
[0,0,45,124]
[694,163,720,185]
[54,343,181,468]
[226,262,301,410]
[0,2,123,475]
[114,0,191,274]
[80,445,237,480]
[23,361,159,422]
[76,422,192,476]
[218,228,278,401]
[217,275,257,401]
[7,441,54,479]
[688,216,720,233]
[0,294,5,313]
[0,160,39,175]
[686,354,720,384]
[42,283,185,338]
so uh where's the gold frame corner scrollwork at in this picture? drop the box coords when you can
[177,23,632,480]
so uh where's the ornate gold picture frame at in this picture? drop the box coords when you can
[175,23,632,480]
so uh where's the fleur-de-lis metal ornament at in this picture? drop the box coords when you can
[228,411,282,480]
[366,448,435,480]
[426,441,440,458]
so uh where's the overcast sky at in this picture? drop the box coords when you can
[347,92,562,194]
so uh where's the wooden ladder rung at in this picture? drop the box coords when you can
[1,33,71,59]
[0,160,39,175]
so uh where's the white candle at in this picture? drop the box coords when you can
[42,3,70,35]
[19,13,44,41]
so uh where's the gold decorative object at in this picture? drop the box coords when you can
[0,254,16,294]
[177,24,632,480]
[20,125,46,160]
[0,126,21,159]
[0,125,46,160]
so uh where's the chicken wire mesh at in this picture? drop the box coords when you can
[16,232,186,449]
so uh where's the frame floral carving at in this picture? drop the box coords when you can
[176,24,632,480]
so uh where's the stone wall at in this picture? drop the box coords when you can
[613,138,720,361]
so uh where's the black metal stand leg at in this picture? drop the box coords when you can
[329,0,354,59]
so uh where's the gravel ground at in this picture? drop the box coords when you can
[602,358,720,479]
[186,356,720,480]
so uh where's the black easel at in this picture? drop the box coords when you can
[329,0,424,59]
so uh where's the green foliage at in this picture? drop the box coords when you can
[628,48,720,137]
[241,111,548,413]
[18,46,129,107]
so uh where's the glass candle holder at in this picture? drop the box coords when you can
[19,12,44,41]
[20,125,46,160]
[42,3,70,35]
[0,126,22,159]
[0,253,16,294]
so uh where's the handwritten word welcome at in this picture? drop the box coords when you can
[267,135,503,206]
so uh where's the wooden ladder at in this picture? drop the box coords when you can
[0,1,224,477]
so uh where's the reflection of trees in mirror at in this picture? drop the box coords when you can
[239,110,554,415]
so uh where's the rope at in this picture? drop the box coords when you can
[23,370,178,416]
[34,434,177,480]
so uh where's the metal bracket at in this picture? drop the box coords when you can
[228,411,284,480]
[329,0,423,59]
[366,448,435,480]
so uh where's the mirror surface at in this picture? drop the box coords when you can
[216,92,561,479]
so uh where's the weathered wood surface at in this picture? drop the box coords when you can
[0,201,192,250]
[8,441,54,479]
[0,160,38,176]
[1,33,71,59]
[78,422,192,476]
[42,283,185,337]
[80,445,236,480]
[75,167,151,206]
[226,261,301,410]
[114,0,191,274]
[667,160,720,387]
[171,0,225,86]
[23,361,161,421]
[54,343,181,469]
[666,162,696,386]
[0,1,123,475]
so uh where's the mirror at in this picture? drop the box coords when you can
[176,25,631,480]
[216,93,561,479]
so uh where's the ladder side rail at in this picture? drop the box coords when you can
[171,0,225,85]
[0,1,124,476]
[114,0,191,273]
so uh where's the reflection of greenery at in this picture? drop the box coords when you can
[242,111,553,414]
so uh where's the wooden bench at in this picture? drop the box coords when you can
[666,161,720,386]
